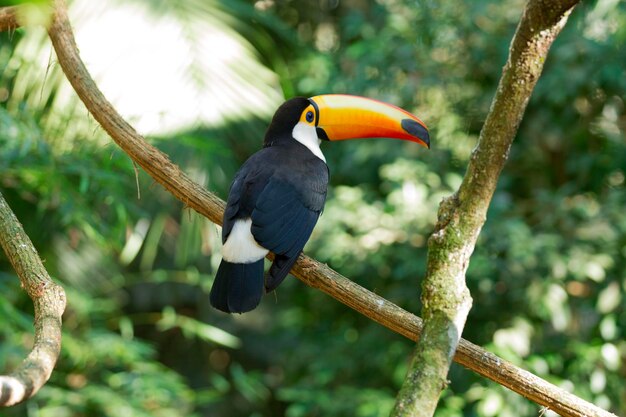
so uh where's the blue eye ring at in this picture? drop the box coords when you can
[305,111,314,123]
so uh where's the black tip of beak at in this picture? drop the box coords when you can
[401,119,431,149]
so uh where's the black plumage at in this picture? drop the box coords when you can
[209,95,430,313]
[210,98,329,313]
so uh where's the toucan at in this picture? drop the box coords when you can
[209,94,430,313]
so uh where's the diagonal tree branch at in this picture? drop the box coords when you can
[0,191,66,407]
[391,1,583,416]
[0,3,616,416]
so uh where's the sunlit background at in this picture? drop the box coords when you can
[1,0,625,416]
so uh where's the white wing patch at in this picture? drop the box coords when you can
[292,122,326,162]
[222,218,269,263]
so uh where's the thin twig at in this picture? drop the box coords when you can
[0,191,66,407]
[132,160,141,200]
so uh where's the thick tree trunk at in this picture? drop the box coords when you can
[391,1,581,416]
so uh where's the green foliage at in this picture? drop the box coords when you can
[1,0,625,416]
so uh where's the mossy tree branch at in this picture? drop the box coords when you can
[0,2,617,416]
[0,191,66,407]
[391,1,582,416]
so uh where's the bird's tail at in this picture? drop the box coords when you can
[265,253,299,293]
[209,259,264,313]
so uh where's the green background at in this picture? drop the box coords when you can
[1,0,625,416]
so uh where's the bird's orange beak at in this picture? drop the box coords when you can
[308,94,430,148]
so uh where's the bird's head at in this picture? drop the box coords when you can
[264,94,430,150]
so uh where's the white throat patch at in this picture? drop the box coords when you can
[292,122,326,162]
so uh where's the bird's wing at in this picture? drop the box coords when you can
[221,173,245,244]
[250,178,322,258]
[221,158,268,243]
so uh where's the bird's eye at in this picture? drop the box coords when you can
[305,111,314,123]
